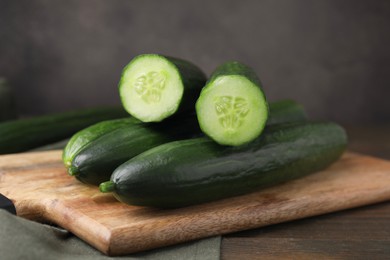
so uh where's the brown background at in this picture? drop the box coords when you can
[0,0,389,124]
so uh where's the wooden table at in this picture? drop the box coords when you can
[221,125,390,259]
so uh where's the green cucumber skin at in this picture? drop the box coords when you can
[69,100,306,186]
[268,100,307,125]
[62,117,140,168]
[207,61,263,87]
[110,122,347,208]
[196,61,269,146]
[0,107,128,154]
[32,139,70,152]
[163,56,208,114]
[72,116,201,185]
[119,54,207,121]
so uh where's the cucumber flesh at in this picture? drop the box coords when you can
[196,62,268,146]
[119,54,206,122]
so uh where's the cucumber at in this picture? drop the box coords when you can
[119,54,207,122]
[66,100,307,186]
[31,139,70,152]
[62,117,140,168]
[100,122,347,208]
[0,78,17,122]
[0,107,128,154]
[196,61,268,146]
[268,99,307,125]
[69,115,201,185]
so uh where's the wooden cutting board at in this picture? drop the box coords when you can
[0,150,389,256]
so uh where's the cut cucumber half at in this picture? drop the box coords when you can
[119,54,206,122]
[196,61,268,146]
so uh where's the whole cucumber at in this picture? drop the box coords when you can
[69,115,201,185]
[62,117,140,168]
[0,107,128,154]
[101,122,347,208]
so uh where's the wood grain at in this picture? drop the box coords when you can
[221,202,390,259]
[0,150,389,256]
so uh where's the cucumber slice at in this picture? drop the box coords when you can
[196,61,268,146]
[119,54,206,122]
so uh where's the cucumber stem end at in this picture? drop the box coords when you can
[68,166,79,176]
[99,181,115,193]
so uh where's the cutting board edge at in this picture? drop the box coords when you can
[104,189,390,255]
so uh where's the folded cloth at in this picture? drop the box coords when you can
[0,210,221,260]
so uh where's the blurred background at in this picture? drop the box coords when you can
[0,0,389,124]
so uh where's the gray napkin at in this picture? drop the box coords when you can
[0,210,221,260]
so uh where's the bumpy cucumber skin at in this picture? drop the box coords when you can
[62,117,140,168]
[110,122,347,208]
[0,107,128,154]
[72,116,202,185]
[196,61,269,146]
[119,54,207,122]
[69,100,306,186]
[268,100,307,125]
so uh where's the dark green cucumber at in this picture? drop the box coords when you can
[0,107,128,154]
[62,117,140,169]
[31,139,70,152]
[70,115,202,185]
[0,78,17,122]
[196,61,268,146]
[119,54,207,122]
[100,122,347,208]
[268,99,307,125]
[67,100,307,186]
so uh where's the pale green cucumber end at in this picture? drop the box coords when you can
[99,181,115,193]
[196,75,268,146]
[119,54,184,122]
[64,160,72,168]
[68,165,80,176]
